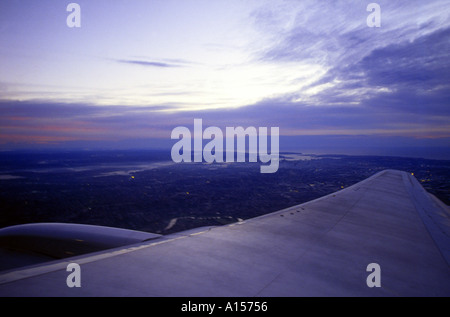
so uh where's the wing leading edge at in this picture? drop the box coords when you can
[0,169,448,296]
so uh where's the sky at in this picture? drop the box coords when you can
[0,0,449,159]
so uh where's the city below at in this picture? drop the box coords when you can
[0,150,448,234]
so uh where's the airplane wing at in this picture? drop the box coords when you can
[0,169,449,296]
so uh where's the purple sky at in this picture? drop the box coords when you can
[0,1,449,159]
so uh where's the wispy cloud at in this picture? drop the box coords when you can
[116,59,183,68]
[245,1,450,140]
[299,26,450,120]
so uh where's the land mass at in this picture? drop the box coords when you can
[0,150,448,234]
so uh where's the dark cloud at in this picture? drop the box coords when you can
[1,97,448,159]
[345,27,450,89]
[299,27,450,123]
[0,100,103,118]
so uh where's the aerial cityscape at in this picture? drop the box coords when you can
[1,150,448,234]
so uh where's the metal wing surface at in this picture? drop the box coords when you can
[0,170,449,296]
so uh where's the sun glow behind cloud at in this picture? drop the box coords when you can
[0,0,316,110]
[0,0,449,158]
